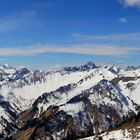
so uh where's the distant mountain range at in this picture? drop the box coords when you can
[0,62,139,139]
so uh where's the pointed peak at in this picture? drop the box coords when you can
[84,61,96,67]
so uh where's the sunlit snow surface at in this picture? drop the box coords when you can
[79,128,140,140]
[119,79,140,105]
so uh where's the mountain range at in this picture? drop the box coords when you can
[0,62,139,140]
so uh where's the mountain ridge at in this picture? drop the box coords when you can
[0,62,139,139]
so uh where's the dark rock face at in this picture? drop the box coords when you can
[126,83,136,91]
[13,106,76,140]
[0,100,18,138]
[93,110,140,140]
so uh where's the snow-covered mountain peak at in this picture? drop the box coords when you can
[0,62,139,139]
[0,64,12,69]
[84,61,96,68]
[62,61,97,73]
[126,65,140,71]
[0,64,16,75]
[104,64,122,75]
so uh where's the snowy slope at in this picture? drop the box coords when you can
[33,67,117,116]
[0,62,139,139]
[79,129,140,140]
[0,62,97,112]
[15,78,137,140]
[120,68,140,77]
[0,62,98,137]
[119,79,140,105]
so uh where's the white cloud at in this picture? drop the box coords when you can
[0,44,139,57]
[119,0,140,7]
[117,17,128,23]
[72,32,140,41]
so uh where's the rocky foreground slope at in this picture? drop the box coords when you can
[80,111,140,140]
[0,62,139,139]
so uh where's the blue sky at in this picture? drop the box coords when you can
[0,0,140,69]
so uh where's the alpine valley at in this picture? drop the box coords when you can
[0,62,139,140]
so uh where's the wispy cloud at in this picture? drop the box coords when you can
[117,17,128,23]
[0,44,139,57]
[0,11,37,32]
[0,57,5,61]
[72,32,140,41]
[119,0,140,8]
